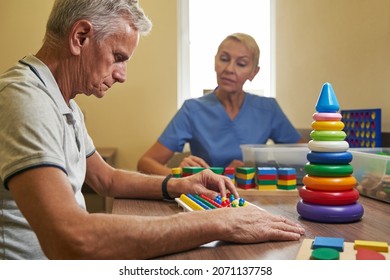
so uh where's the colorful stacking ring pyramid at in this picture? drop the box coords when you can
[297,82,364,223]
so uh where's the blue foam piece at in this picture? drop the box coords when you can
[312,236,345,252]
[315,82,340,113]
[256,167,277,175]
[277,167,296,175]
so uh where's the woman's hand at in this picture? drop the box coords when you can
[179,155,210,168]
[227,159,245,168]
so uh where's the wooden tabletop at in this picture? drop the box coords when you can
[112,192,390,260]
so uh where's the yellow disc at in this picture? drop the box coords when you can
[311,121,345,131]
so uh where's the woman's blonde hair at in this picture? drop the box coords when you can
[218,33,260,68]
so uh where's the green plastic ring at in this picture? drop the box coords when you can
[310,130,347,141]
[304,163,353,177]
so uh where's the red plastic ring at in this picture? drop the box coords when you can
[299,186,359,205]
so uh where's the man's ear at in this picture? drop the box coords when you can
[69,20,93,55]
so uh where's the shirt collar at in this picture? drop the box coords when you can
[21,55,72,116]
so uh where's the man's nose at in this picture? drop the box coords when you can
[113,63,127,83]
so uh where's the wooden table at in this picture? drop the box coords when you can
[112,192,390,260]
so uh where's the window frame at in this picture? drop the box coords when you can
[177,0,275,108]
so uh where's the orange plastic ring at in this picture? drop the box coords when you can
[303,175,357,191]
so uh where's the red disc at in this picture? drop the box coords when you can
[299,186,360,205]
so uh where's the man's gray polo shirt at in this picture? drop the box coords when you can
[0,55,96,259]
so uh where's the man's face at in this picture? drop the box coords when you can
[80,21,139,98]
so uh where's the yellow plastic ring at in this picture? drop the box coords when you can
[311,121,345,131]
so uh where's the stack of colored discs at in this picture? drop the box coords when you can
[277,168,297,190]
[171,167,182,178]
[235,167,256,189]
[297,82,364,223]
[223,167,235,184]
[256,167,277,190]
[181,166,205,177]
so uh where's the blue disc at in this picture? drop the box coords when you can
[307,151,353,164]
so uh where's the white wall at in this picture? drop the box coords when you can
[275,0,390,132]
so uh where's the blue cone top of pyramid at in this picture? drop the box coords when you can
[315,82,340,113]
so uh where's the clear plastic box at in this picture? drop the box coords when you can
[241,144,309,185]
[350,148,390,203]
[241,145,390,202]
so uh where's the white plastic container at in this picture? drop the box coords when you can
[350,148,390,203]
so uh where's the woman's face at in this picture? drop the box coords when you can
[214,39,259,94]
